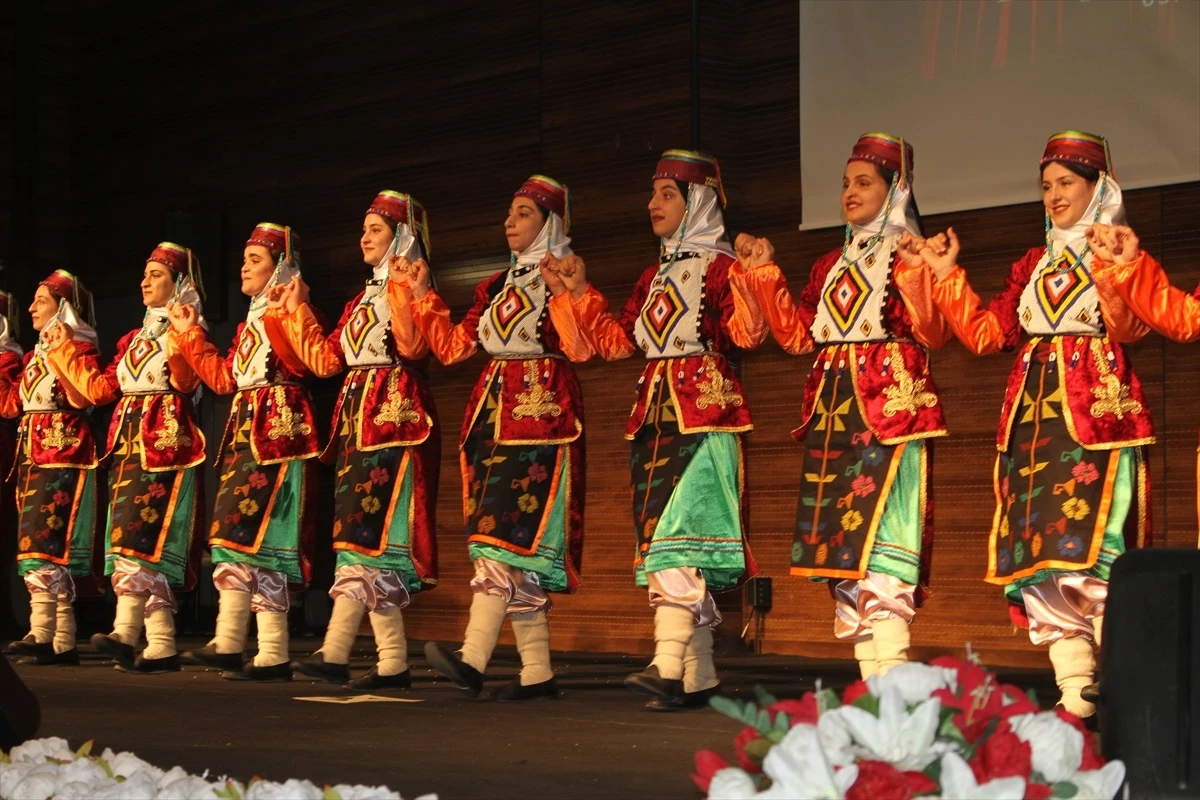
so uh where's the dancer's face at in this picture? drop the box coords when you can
[361,213,394,266]
[29,285,58,332]
[1042,162,1097,229]
[842,162,890,226]
[240,245,276,296]
[504,197,546,254]
[648,179,687,239]
[142,262,176,308]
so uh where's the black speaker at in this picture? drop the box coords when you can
[0,653,40,749]
[166,211,226,323]
[1100,548,1200,798]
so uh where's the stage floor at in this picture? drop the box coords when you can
[10,638,1057,800]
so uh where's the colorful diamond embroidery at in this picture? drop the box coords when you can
[121,336,163,382]
[235,323,264,375]
[489,285,535,344]
[21,356,48,395]
[640,278,689,351]
[823,264,872,335]
[343,303,379,359]
[1036,254,1092,328]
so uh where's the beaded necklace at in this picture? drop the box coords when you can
[1044,176,1107,273]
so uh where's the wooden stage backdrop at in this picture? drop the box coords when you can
[2,1,1197,667]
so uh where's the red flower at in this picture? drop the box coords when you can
[846,760,938,800]
[1024,783,1054,800]
[1071,461,1100,485]
[766,695,819,726]
[147,482,167,499]
[929,656,1039,743]
[970,720,1032,782]
[527,463,548,483]
[53,490,71,506]
[370,466,390,485]
[690,749,729,794]
[247,471,269,489]
[732,726,764,773]
[842,679,871,705]
[851,475,876,498]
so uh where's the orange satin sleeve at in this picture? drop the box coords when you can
[733,262,812,355]
[571,285,636,361]
[1091,263,1149,344]
[167,340,201,393]
[264,305,343,378]
[386,281,431,361]
[409,290,478,366]
[169,326,236,395]
[548,291,594,363]
[1097,253,1200,343]
[930,266,1005,355]
[894,263,952,349]
[725,264,769,349]
[46,340,118,406]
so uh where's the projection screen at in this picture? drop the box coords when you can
[799,0,1200,228]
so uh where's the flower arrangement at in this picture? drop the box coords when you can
[693,657,1124,800]
[0,737,433,800]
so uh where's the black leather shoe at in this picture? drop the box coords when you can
[223,662,292,682]
[423,642,484,697]
[645,684,719,712]
[127,654,181,673]
[90,633,136,671]
[491,676,559,701]
[346,668,412,692]
[624,665,683,703]
[180,644,244,672]
[1080,682,1101,704]
[19,644,80,666]
[7,636,39,656]
[292,657,351,684]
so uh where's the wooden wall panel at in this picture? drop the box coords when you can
[13,0,1197,668]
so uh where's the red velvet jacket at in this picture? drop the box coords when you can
[10,344,101,471]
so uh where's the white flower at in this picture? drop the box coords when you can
[816,711,856,768]
[91,770,159,799]
[0,760,38,797]
[244,777,326,799]
[1069,762,1127,799]
[757,724,857,799]
[156,768,227,800]
[706,767,759,800]
[1008,711,1084,782]
[50,755,109,787]
[8,763,61,800]
[99,747,164,781]
[8,736,76,763]
[827,686,950,770]
[937,751,1026,799]
[50,780,108,800]
[328,784,404,799]
[866,662,958,705]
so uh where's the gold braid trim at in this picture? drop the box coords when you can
[695,356,744,411]
[1088,338,1142,420]
[512,360,562,420]
[881,343,938,417]
[372,369,420,426]
[267,385,314,440]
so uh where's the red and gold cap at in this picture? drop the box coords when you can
[653,149,726,207]
[848,133,914,186]
[246,222,298,262]
[0,290,19,339]
[367,190,431,257]
[514,175,570,233]
[40,269,95,327]
[146,241,206,301]
[1041,130,1113,178]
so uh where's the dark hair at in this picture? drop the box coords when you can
[534,203,550,222]
[1042,161,1100,183]
[674,180,690,200]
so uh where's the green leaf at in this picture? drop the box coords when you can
[214,780,243,799]
[1050,782,1079,799]
[815,687,842,710]
[851,691,879,715]
[75,740,94,758]
[754,708,772,733]
[754,685,778,707]
[322,789,341,800]
[773,711,791,733]
[742,736,772,765]
[708,695,747,723]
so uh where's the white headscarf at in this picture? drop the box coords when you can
[660,184,734,258]
[848,180,921,241]
[0,316,20,358]
[1048,173,1124,253]
[247,252,301,326]
[39,298,98,352]
[512,211,572,269]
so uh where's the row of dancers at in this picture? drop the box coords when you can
[1,131,1196,714]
